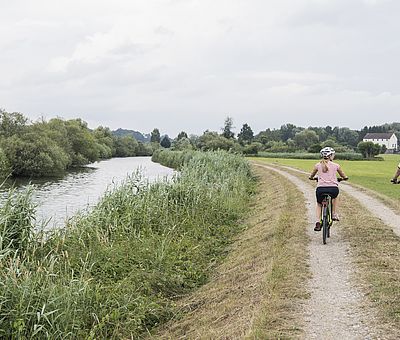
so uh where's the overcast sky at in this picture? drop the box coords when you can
[1,0,399,136]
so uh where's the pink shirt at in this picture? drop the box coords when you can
[314,161,341,187]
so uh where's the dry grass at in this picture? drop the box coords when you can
[340,193,400,336]
[152,166,310,339]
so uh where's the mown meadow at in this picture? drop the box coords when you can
[0,150,255,338]
[252,154,400,202]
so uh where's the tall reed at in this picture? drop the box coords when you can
[0,150,254,338]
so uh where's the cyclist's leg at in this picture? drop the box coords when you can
[315,188,323,231]
[331,188,340,220]
[316,203,322,221]
[332,197,337,214]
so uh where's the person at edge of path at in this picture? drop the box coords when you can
[390,162,400,184]
[308,147,348,232]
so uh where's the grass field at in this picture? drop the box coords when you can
[251,154,400,202]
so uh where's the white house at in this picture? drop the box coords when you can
[363,132,398,151]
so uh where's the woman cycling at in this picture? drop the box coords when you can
[309,147,348,231]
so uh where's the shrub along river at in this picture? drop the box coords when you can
[3,157,174,229]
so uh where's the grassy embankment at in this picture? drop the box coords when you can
[0,150,254,338]
[253,158,400,334]
[252,154,400,204]
[156,163,309,338]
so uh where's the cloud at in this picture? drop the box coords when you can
[1,0,400,136]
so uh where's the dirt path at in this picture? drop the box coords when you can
[254,163,376,339]
[276,164,400,237]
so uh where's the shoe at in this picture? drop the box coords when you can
[314,222,321,231]
[332,213,339,221]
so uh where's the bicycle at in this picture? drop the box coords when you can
[310,177,348,244]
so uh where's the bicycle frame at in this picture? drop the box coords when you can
[320,194,332,244]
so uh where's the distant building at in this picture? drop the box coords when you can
[363,132,398,151]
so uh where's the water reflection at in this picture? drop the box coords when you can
[2,157,174,229]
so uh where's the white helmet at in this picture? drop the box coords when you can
[320,147,335,159]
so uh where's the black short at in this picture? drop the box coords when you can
[316,186,339,204]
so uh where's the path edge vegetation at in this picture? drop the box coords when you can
[155,163,310,338]
[0,150,255,338]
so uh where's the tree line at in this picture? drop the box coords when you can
[0,110,153,178]
[1,109,398,178]
[152,118,400,158]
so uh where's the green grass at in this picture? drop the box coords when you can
[0,151,255,339]
[251,154,400,202]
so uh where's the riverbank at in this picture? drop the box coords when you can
[155,163,309,338]
[0,151,254,338]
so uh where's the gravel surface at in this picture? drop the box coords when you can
[254,163,377,339]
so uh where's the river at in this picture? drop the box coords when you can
[5,157,174,229]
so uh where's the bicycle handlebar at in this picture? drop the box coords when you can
[309,177,349,182]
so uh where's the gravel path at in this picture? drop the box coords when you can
[254,163,375,339]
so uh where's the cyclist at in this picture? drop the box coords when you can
[390,162,400,183]
[309,147,348,231]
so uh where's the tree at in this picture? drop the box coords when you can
[357,141,381,158]
[198,131,236,151]
[64,119,100,165]
[336,127,359,148]
[294,129,319,150]
[150,128,161,143]
[280,123,299,141]
[177,131,188,140]
[4,132,69,177]
[172,137,193,151]
[93,126,115,157]
[0,110,28,138]
[114,135,139,157]
[160,135,171,148]
[221,117,235,139]
[237,123,254,145]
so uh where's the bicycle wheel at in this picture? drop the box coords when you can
[322,207,328,244]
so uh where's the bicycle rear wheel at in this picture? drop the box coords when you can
[322,207,328,244]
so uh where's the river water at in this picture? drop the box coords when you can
[6,157,174,229]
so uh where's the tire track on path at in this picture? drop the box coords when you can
[254,162,375,339]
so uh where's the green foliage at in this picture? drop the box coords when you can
[176,131,188,140]
[0,147,11,178]
[293,129,319,150]
[237,123,254,145]
[150,128,161,143]
[160,136,171,148]
[114,135,139,157]
[0,110,155,177]
[308,143,322,153]
[357,141,381,158]
[197,131,237,151]
[221,116,235,139]
[242,142,262,155]
[65,119,100,166]
[93,126,115,158]
[0,186,36,251]
[172,137,193,151]
[0,151,254,338]
[0,110,27,138]
[4,133,70,177]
